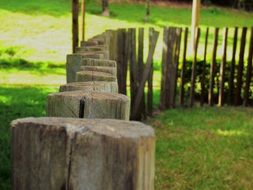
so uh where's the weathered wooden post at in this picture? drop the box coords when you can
[72,0,79,53]
[47,91,129,120]
[11,118,155,190]
[66,56,116,83]
[59,81,118,93]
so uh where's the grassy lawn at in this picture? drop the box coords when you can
[149,107,253,189]
[1,0,253,189]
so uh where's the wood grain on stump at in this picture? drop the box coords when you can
[76,45,108,52]
[82,58,116,67]
[81,40,104,46]
[59,81,118,93]
[76,71,116,82]
[66,55,116,83]
[76,51,109,60]
[11,117,155,190]
[47,91,129,120]
[80,66,117,76]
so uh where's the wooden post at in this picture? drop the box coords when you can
[59,81,118,93]
[11,118,155,190]
[47,91,129,120]
[132,30,159,118]
[147,28,154,116]
[160,27,169,110]
[66,55,116,83]
[81,0,86,41]
[137,28,146,119]
[200,27,209,106]
[72,0,79,53]
[243,27,253,106]
[208,28,219,106]
[76,71,117,82]
[160,27,181,109]
[235,27,247,106]
[179,27,189,106]
[189,27,201,107]
[117,29,128,95]
[191,0,201,51]
[129,28,138,120]
[218,28,228,106]
[228,27,238,105]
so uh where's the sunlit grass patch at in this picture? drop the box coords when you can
[148,107,253,189]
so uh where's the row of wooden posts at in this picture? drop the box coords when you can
[108,26,253,120]
[11,30,156,189]
[161,26,253,109]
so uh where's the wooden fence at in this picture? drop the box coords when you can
[112,26,253,120]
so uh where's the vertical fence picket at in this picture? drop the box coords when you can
[189,28,201,107]
[218,28,228,106]
[72,0,79,53]
[243,27,253,106]
[129,28,138,119]
[200,27,209,106]
[208,28,219,106]
[179,27,189,106]
[160,27,169,110]
[228,27,238,105]
[138,28,146,119]
[235,27,247,105]
[117,29,128,95]
[147,28,155,116]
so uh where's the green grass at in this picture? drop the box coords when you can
[148,107,253,189]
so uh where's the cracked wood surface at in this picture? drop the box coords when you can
[66,55,116,83]
[11,118,155,190]
[47,91,129,120]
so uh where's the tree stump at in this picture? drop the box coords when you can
[80,66,117,76]
[47,91,129,120]
[76,71,116,82]
[59,81,118,93]
[11,117,155,190]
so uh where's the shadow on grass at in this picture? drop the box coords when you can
[0,85,57,189]
[0,58,65,75]
[0,46,65,74]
